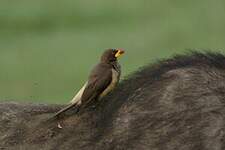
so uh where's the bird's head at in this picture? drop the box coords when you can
[101,48,125,63]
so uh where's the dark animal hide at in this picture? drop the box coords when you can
[1,51,225,150]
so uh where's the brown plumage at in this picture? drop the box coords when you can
[53,48,125,118]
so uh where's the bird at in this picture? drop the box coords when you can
[53,48,125,118]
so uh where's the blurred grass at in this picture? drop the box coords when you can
[0,0,225,103]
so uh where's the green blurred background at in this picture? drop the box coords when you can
[0,0,225,103]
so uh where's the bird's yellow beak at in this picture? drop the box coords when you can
[115,49,125,58]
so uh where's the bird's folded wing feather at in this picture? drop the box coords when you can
[80,64,113,108]
[53,64,112,117]
[70,82,88,104]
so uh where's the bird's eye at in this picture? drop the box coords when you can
[111,49,116,53]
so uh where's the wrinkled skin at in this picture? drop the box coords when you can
[1,52,225,150]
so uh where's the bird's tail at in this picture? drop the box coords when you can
[51,103,80,119]
[38,103,80,127]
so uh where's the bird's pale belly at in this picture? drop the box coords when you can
[99,69,119,99]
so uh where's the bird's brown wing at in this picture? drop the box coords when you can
[80,63,113,108]
[52,63,112,118]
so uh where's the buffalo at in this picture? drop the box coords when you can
[1,51,225,150]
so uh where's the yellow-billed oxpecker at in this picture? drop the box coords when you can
[54,48,125,118]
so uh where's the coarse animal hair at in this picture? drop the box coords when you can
[1,51,225,150]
